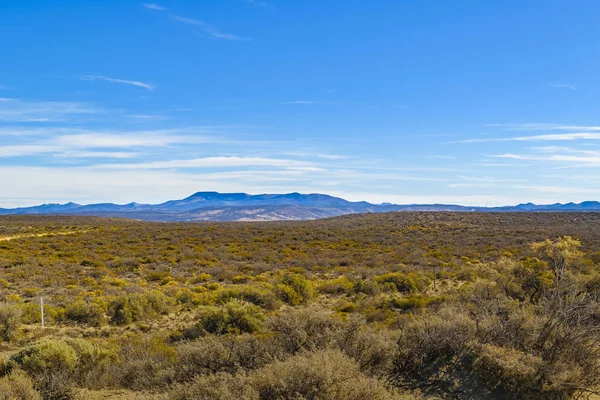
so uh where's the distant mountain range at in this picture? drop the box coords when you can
[1,192,600,222]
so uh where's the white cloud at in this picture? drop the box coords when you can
[97,156,314,169]
[53,133,209,148]
[81,75,154,91]
[143,4,248,41]
[491,148,600,165]
[513,185,600,194]
[0,98,100,122]
[143,3,166,11]
[55,151,139,159]
[0,129,226,157]
[487,123,600,131]
[458,132,600,143]
[550,83,576,90]
[0,145,64,157]
[126,114,168,120]
[284,151,348,160]
[171,15,250,41]
[517,133,600,141]
[282,100,337,105]
[456,175,526,183]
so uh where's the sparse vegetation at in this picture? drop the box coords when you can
[1,213,600,398]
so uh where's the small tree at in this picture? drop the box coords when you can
[531,236,583,287]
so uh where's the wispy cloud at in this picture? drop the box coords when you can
[0,145,64,157]
[487,123,600,131]
[0,98,100,122]
[144,5,249,41]
[125,114,169,121]
[491,147,600,165]
[55,151,139,159]
[282,100,339,105]
[172,16,250,41]
[284,151,348,160]
[81,75,154,91]
[550,83,576,90]
[98,156,314,169]
[0,128,235,158]
[456,175,526,183]
[446,175,526,188]
[513,185,600,194]
[143,3,166,11]
[52,132,211,148]
[458,132,600,143]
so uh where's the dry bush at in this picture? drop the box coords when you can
[250,349,403,400]
[391,307,477,390]
[168,373,256,400]
[110,335,176,390]
[0,368,41,400]
[264,307,343,354]
[472,344,544,399]
[336,316,399,375]
[174,334,274,381]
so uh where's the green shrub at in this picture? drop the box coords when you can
[274,284,302,306]
[353,279,381,295]
[10,340,77,399]
[66,299,107,326]
[109,294,146,325]
[12,341,77,374]
[20,302,42,324]
[317,277,354,295]
[146,271,171,282]
[109,290,175,325]
[144,290,176,315]
[215,286,280,311]
[388,294,445,311]
[275,274,314,305]
[0,302,22,342]
[374,272,423,293]
[196,301,264,335]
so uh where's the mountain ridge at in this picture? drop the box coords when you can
[1,192,600,222]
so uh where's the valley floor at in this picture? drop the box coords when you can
[0,212,599,399]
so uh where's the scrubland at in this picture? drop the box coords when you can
[1,212,600,399]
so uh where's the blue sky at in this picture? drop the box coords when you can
[2,0,600,207]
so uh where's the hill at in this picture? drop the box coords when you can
[2,191,600,221]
